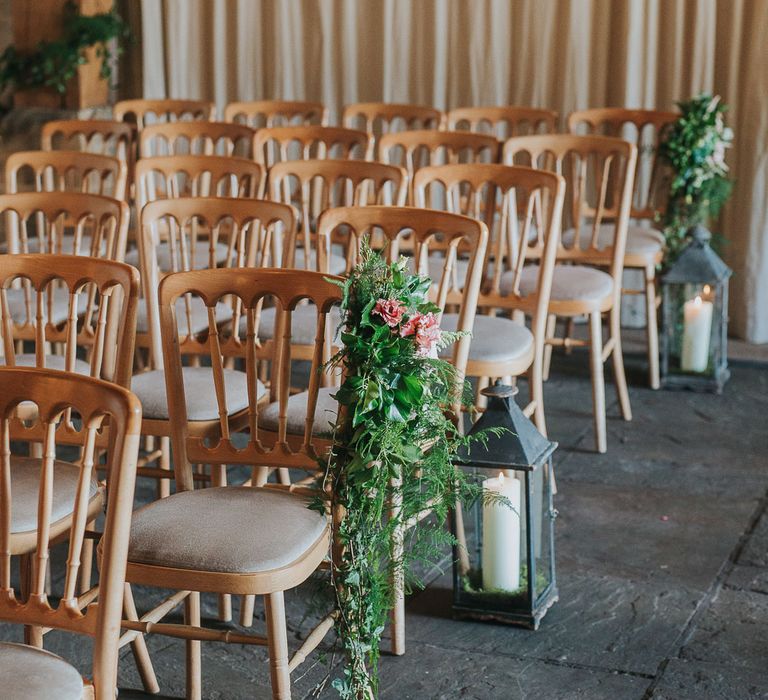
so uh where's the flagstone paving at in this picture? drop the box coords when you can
[2,353,766,699]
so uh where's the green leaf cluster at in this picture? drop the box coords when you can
[0,1,130,101]
[315,242,481,698]
[658,93,734,260]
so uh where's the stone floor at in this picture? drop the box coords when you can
[2,350,767,699]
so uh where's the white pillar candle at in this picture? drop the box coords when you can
[681,295,713,373]
[482,472,521,592]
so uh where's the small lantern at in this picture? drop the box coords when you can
[660,225,732,393]
[451,382,558,630]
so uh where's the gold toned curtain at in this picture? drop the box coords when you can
[136,0,768,343]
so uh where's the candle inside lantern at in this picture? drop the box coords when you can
[681,295,713,373]
[482,471,521,592]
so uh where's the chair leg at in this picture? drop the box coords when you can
[79,518,96,594]
[265,591,291,700]
[588,311,607,454]
[239,594,256,627]
[124,583,160,694]
[542,313,557,381]
[610,305,633,422]
[158,436,172,499]
[530,356,547,438]
[185,591,202,700]
[644,264,661,390]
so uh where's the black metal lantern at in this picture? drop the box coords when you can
[451,382,558,629]
[660,225,732,393]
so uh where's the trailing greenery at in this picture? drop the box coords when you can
[658,94,734,260]
[0,1,129,102]
[314,245,485,698]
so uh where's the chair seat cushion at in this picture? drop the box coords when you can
[9,456,100,535]
[562,224,665,257]
[293,248,347,275]
[502,264,613,302]
[0,642,83,699]
[260,387,339,438]
[240,305,342,346]
[438,313,534,364]
[131,367,265,421]
[4,289,89,326]
[128,487,328,574]
[13,353,92,375]
[125,240,231,270]
[136,296,233,334]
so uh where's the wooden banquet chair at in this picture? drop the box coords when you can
[0,366,141,700]
[138,121,255,159]
[567,108,679,389]
[446,106,558,138]
[252,125,373,167]
[342,102,444,142]
[41,119,135,165]
[5,150,128,201]
[121,267,341,700]
[503,134,637,453]
[412,163,566,435]
[113,98,216,130]
[224,99,328,127]
[316,205,489,655]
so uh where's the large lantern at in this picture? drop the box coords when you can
[660,225,732,393]
[451,382,558,629]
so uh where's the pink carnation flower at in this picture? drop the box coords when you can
[401,311,442,356]
[373,298,406,327]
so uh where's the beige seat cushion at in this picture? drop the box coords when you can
[240,304,342,346]
[13,354,92,375]
[293,248,347,275]
[0,642,83,700]
[128,487,328,574]
[438,313,534,364]
[502,264,613,302]
[4,289,89,326]
[125,240,231,270]
[9,456,99,535]
[136,296,233,334]
[562,223,665,257]
[131,367,265,421]
[259,387,339,438]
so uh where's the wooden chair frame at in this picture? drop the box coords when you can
[139,121,255,159]
[5,150,128,201]
[446,106,559,137]
[114,99,216,130]
[568,108,679,389]
[503,134,638,452]
[224,100,328,127]
[253,125,374,167]
[342,102,444,134]
[41,119,135,165]
[0,366,142,700]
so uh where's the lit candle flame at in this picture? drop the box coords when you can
[498,471,505,484]
[703,284,711,295]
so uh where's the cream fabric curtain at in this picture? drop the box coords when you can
[137,0,768,343]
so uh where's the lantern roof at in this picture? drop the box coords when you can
[662,225,732,284]
[457,382,557,470]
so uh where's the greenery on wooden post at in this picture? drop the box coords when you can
[658,94,733,261]
[314,245,485,698]
[0,1,130,106]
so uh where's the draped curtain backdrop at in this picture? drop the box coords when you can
[134,0,768,343]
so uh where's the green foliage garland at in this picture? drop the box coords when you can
[315,245,482,698]
[0,1,130,102]
[658,93,734,260]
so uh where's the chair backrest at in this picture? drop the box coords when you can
[140,197,297,368]
[0,366,141,697]
[134,155,265,208]
[503,134,637,285]
[342,102,444,136]
[224,100,328,127]
[447,106,558,138]
[114,99,216,129]
[0,254,139,387]
[139,121,255,158]
[158,267,343,491]
[317,205,488,389]
[41,119,135,164]
[268,159,407,268]
[0,191,129,261]
[253,126,373,166]
[567,108,678,220]
[5,151,127,200]
[412,164,566,345]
